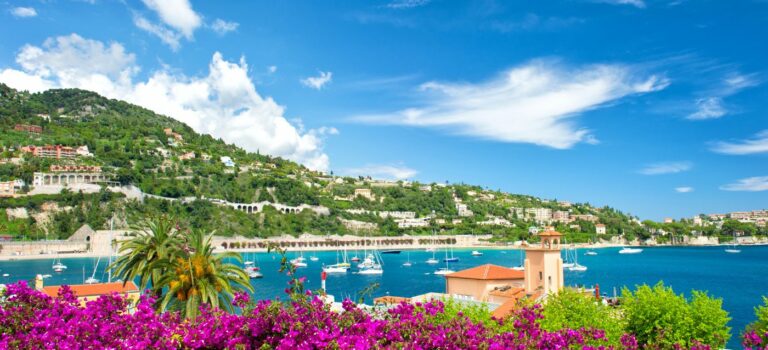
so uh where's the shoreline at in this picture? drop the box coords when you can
[2,241,766,262]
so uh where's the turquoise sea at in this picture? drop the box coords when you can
[1,245,766,348]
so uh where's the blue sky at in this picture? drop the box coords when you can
[1,0,766,220]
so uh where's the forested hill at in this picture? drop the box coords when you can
[3,84,756,242]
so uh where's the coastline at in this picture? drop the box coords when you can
[2,241,766,262]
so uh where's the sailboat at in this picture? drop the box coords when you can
[511,250,525,271]
[244,252,263,278]
[434,249,455,275]
[309,253,319,262]
[426,230,439,264]
[443,247,459,262]
[358,252,384,275]
[471,250,483,256]
[290,252,307,267]
[585,234,598,255]
[52,258,67,273]
[562,240,575,268]
[402,251,413,267]
[84,257,100,284]
[324,249,350,273]
[725,232,741,253]
[567,249,587,272]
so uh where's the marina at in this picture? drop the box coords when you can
[2,245,766,348]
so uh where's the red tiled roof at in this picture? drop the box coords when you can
[490,290,543,319]
[446,264,525,280]
[374,296,411,305]
[41,281,139,298]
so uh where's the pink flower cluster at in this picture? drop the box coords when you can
[0,281,720,349]
[743,330,768,350]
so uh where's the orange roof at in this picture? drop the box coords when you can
[374,296,411,305]
[490,290,543,319]
[489,286,526,298]
[595,224,605,227]
[445,264,525,280]
[539,230,562,237]
[41,281,139,298]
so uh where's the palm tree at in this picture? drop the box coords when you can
[156,228,253,319]
[110,215,180,296]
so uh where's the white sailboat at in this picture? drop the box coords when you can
[434,249,455,275]
[725,232,741,253]
[511,250,525,271]
[290,252,307,268]
[567,249,587,272]
[402,251,413,267]
[471,250,483,256]
[52,258,67,272]
[244,252,263,278]
[85,257,100,284]
[357,234,383,275]
[562,241,575,268]
[443,246,459,262]
[426,230,439,264]
[324,249,350,273]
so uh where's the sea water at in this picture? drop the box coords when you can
[2,245,766,348]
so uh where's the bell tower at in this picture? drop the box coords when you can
[524,229,564,295]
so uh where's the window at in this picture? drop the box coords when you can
[539,271,543,280]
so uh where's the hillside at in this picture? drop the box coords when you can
[0,84,762,242]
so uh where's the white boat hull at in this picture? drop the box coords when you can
[619,248,643,254]
[323,267,348,273]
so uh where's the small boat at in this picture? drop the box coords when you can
[358,266,384,275]
[246,267,263,278]
[511,266,525,271]
[351,256,361,262]
[471,250,483,256]
[585,251,598,256]
[425,247,436,252]
[725,232,741,253]
[619,247,643,254]
[323,264,349,273]
[426,258,439,264]
[434,267,455,275]
[568,264,587,272]
[52,259,67,272]
[403,251,413,267]
[309,256,319,262]
[84,257,101,284]
[381,250,401,254]
[443,247,459,262]
[2,273,9,277]
[84,277,100,284]
[291,254,308,267]
[41,274,52,279]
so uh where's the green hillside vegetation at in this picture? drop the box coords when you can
[1,84,765,242]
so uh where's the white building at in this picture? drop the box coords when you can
[220,156,235,167]
[595,224,606,235]
[396,218,430,228]
[456,203,474,217]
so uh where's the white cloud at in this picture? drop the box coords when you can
[386,0,430,9]
[675,187,694,193]
[595,0,646,8]
[133,15,182,50]
[639,161,692,175]
[11,7,37,17]
[301,71,333,90]
[687,97,726,120]
[687,73,760,120]
[354,60,668,149]
[268,66,278,74]
[211,19,239,35]
[134,0,201,49]
[345,164,418,180]
[720,176,768,192]
[0,34,333,171]
[141,0,201,39]
[711,130,768,155]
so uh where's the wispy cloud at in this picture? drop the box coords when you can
[675,186,694,193]
[210,19,239,35]
[11,7,37,18]
[720,176,768,192]
[639,161,692,175]
[268,65,277,74]
[711,130,768,155]
[491,14,584,33]
[344,164,418,180]
[134,0,202,49]
[687,73,760,120]
[594,0,646,8]
[301,71,333,90]
[353,60,668,149]
[385,0,430,9]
